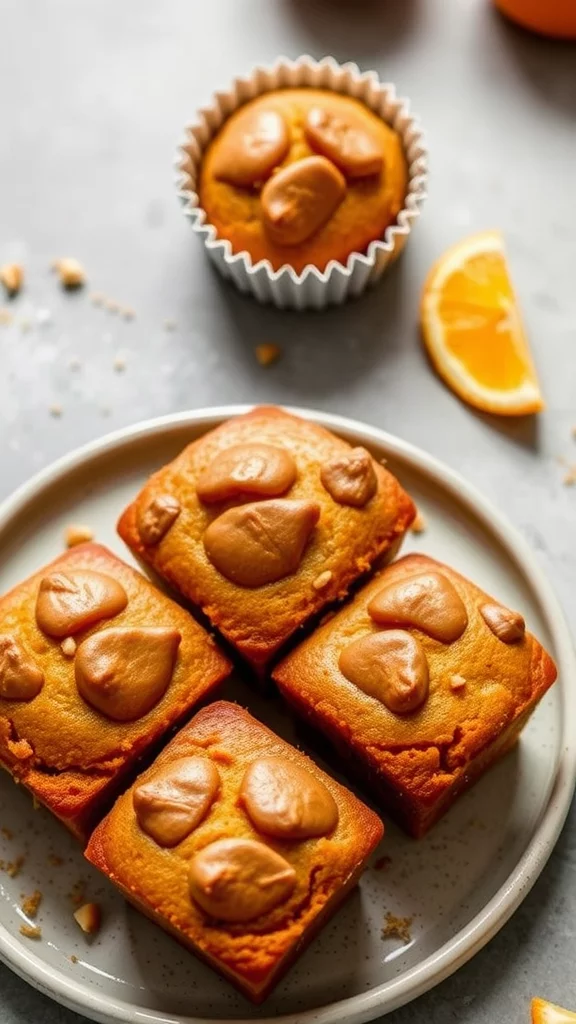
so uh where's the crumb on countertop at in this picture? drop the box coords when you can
[48,853,64,867]
[20,890,42,919]
[1,826,13,840]
[0,263,24,297]
[52,258,86,289]
[381,912,413,944]
[113,355,126,372]
[121,307,135,321]
[90,292,104,306]
[49,404,63,418]
[65,523,94,548]
[255,343,282,367]
[410,511,427,534]
[19,924,42,940]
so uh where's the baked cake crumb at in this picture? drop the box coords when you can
[1,826,14,840]
[60,637,77,658]
[450,673,467,691]
[69,954,79,963]
[65,524,94,548]
[19,924,42,940]
[381,912,413,944]
[21,890,42,919]
[0,263,23,296]
[49,404,63,418]
[410,511,427,534]
[255,343,282,366]
[53,258,86,290]
[48,853,64,867]
[5,855,25,877]
[113,355,126,372]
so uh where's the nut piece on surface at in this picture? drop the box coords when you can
[480,603,525,644]
[0,635,44,701]
[203,499,320,587]
[339,630,430,714]
[240,757,338,839]
[410,511,427,535]
[255,343,282,367]
[450,673,467,691]
[312,570,333,591]
[261,155,346,246]
[305,106,383,179]
[368,572,468,644]
[133,757,220,847]
[73,902,101,935]
[0,263,24,297]
[35,570,128,638]
[75,626,181,721]
[60,637,77,658]
[197,443,297,504]
[189,837,296,922]
[212,108,290,187]
[64,524,95,548]
[137,495,181,546]
[320,446,377,508]
[53,258,86,289]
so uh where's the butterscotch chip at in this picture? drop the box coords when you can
[255,343,281,367]
[0,263,23,296]
[75,626,181,721]
[64,524,94,548]
[0,635,44,701]
[73,902,101,935]
[313,570,333,591]
[321,447,378,508]
[305,106,383,179]
[261,156,346,246]
[197,444,296,504]
[368,572,468,644]
[134,757,220,847]
[19,924,41,940]
[137,495,181,545]
[480,603,525,644]
[212,108,289,187]
[240,757,338,839]
[203,499,320,587]
[53,258,86,289]
[60,637,77,658]
[35,570,128,637]
[189,837,296,922]
[339,630,429,714]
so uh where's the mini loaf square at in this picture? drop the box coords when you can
[273,553,558,837]
[0,543,231,840]
[117,406,415,672]
[85,701,383,1003]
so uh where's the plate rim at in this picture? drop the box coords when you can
[1,404,575,1024]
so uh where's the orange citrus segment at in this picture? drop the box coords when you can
[421,231,544,416]
[532,997,576,1023]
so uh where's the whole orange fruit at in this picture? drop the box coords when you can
[494,0,576,38]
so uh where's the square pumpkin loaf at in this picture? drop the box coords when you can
[85,701,383,1003]
[0,543,231,840]
[273,553,557,837]
[117,406,415,671]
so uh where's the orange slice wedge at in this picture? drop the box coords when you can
[532,997,576,1023]
[421,230,544,416]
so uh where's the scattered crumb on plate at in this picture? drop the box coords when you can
[73,902,102,935]
[381,912,413,944]
[65,524,94,548]
[410,511,427,534]
[48,853,64,867]
[20,890,42,919]
[255,343,282,367]
[19,924,42,940]
[1,826,13,840]
[1,855,25,877]
[0,263,24,297]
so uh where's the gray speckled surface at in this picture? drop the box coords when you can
[0,0,575,1021]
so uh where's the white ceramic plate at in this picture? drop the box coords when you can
[0,406,574,1024]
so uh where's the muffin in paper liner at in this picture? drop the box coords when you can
[175,56,428,311]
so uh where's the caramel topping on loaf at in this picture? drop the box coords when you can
[137,495,181,546]
[134,757,220,847]
[240,756,338,839]
[305,104,383,179]
[197,443,296,504]
[480,603,525,643]
[368,572,468,643]
[339,630,430,714]
[320,446,378,507]
[0,636,44,701]
[261,156,346,246]
[211,108,289,187]
[189,837,297,922]
[35,570,128,638]
[75,627,181,721]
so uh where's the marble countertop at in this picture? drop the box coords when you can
[0,0,575,1021]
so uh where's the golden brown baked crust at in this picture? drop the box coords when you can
[85,701,383,1002]
[0,544,231,839]
[273,553,558,837]
[199,89,408,274]
[117,406,415,672]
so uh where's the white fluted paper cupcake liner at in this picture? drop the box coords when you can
[175,55,428,311]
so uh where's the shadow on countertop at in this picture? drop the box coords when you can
[281,0,422,61]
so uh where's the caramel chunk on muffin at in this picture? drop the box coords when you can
[117,406,415,673]
[85,702,383,1002]
[274,553,557,837]
[199,89,408,274]
[0,544,231,840]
